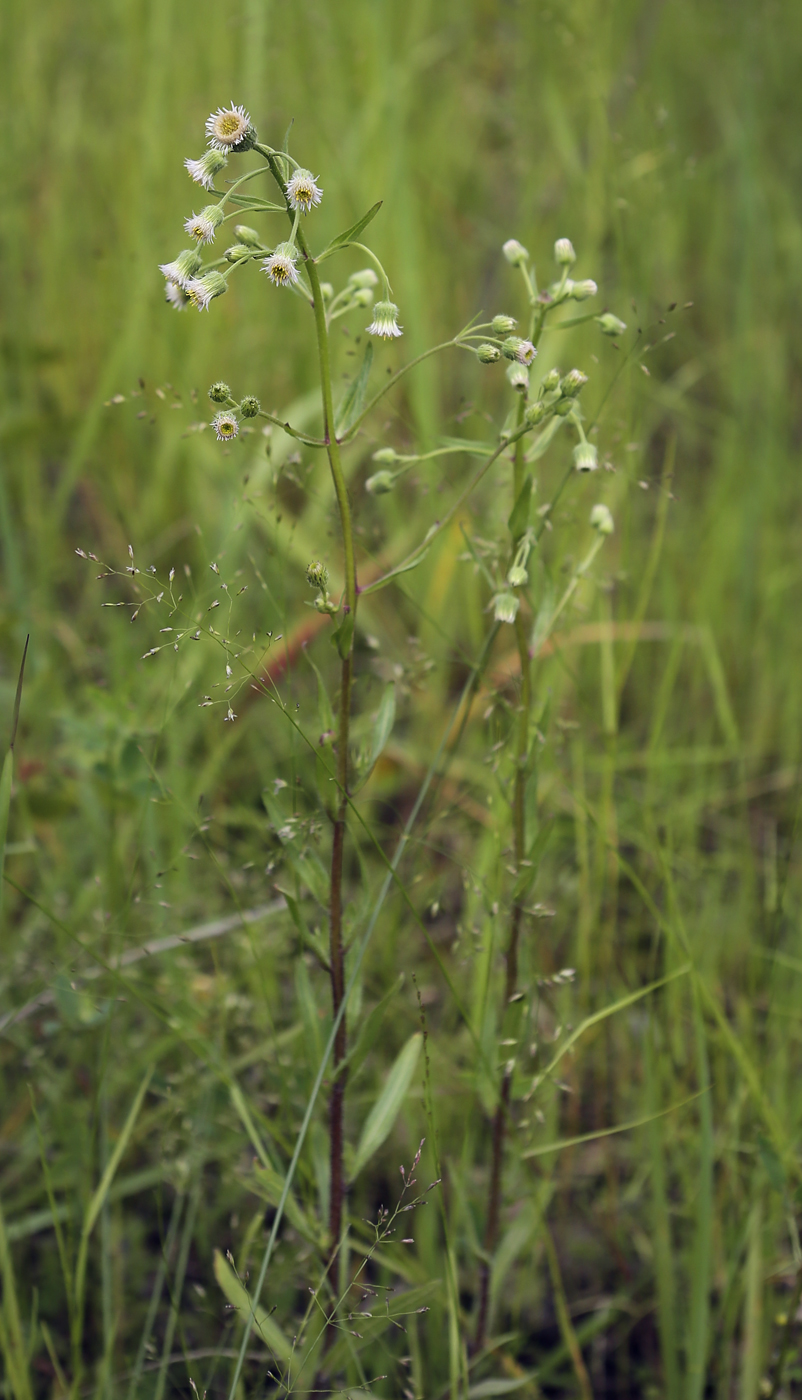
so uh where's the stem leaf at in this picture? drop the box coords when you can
[350,1032,422,1179]
[334,340,373,438]
[212,1249,294,1363]
[317,201,383,258]
[508,475,533,539]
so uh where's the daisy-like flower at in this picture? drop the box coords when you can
[159,247,202,289]
[186,270,228,311]
[212,411,239,441]
[286,168,323,214]
[205,104,254,153]
[262,242,300,287]
[184,205,225,245]
[165,282,190,310]
[184,149,227,190]
[366,300,403,339]
[501,336,537,366]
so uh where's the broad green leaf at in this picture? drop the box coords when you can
[351,1033,422,1179]
[335,340,373,437]
[213,1249,293,1363]
[507,475,533,538]
[317,201,382,258]
[250,1162,323,1246]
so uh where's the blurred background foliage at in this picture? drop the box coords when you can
[2,0,802,1396]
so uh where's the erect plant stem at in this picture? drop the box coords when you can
[262,147,357,1259]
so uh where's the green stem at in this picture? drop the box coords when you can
[262,146,356,1259]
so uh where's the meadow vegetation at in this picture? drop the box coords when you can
[1,2,802,1397]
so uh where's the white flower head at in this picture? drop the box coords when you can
[186,270,228,311]
[286,168,323,214]
[573,441,599,472]
[205,104,254,153]
[165,281,190,311]
[366,300,403,339]
[262,242,300,287]
[493,592,520,624]
[184,149,227,190]
[159,247,202,289]
[212,411,239,442]
[184,204,225,245]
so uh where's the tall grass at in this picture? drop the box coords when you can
[2,1,802,1395]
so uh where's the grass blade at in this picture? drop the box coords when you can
[351,1032,422,1179]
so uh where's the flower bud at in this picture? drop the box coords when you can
[590,503,614,534]
[352,287,374,306]
[348,269,379,289]
[560,368,589,398]
[493,592,520,624]
[506,363,529,393]
[234,225,264,248]
[367,300,403,339]
[554,237,576,266]
[225,243,252,262]
[240,395,260,418]
[569,279,598,301]
[507,564,528,587]
[501,337,537,366]
[209,381,231,403]
[554,398,575,416]
[478,343,501,364]
[320,282,334,301]
[372,447,401,464]
[306,561,329,591]
[184,149,227,190]
[502,239,529,267]
[540,368,561,393]
[491,314,517,334]
[573,442,598,472]
[365,470,396,494]
[525,400,547,427]
[597,313,627,337]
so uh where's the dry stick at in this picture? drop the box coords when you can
[257,144,357,1262]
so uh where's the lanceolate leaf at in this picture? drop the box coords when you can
[335,340,373,437]
[351,1032,422,1179]
[213,1249,294,1363]
[317,200,383,258]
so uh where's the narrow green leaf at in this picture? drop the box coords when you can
[469,1376,539,1398]
[512,819,553,901]
[84,1068,153,1240]
[213,1249,293,1363]
[358,548,430,597]
[318,201,382,258]
[335,340,373,437]
[437,436,495,456]
[369,683,396,771]
[351,1033,422,1179]
[507,476,533,538]
[0,1197,33,1400]
[686,991,713,1400]
[331,609,355,660]
[337,974,404,1081]
[303,649,335,738]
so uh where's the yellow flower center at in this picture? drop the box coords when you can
[216,113,244,140]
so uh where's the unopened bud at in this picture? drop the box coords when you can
[573,442,598,472]
[306,561,329,591]
[234,225,263,248]
[365,470,396,495]
[478,343,501,364]
[597,313,627,337]
[352,286,374,306]
[501,337,537,366]
[491,314,517,335]
[525,400,547,427]
[570,279,598,301]
[502,239,529,267]
[320,282,334,301]
[225,243,252,262]
[372,447,401,464]
[240,395,260,418]
[208,381,231,403]
[541,368,561,393]
[507,564,528,587]
[493,591,520,624]
[554,237,576,266]
[560,368,588,398]
[590,503,614,534]
[348,268,379,289]
[506,363,529,393]
[554,398,575,416]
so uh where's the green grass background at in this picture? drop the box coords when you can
[2,0,802,1395]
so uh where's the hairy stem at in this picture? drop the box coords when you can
[261,146,357,1257]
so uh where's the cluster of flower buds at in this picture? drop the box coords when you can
[205,382,261,442]
[306,560,338,614]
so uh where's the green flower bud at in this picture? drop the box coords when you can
[365,470,396,494]
[352,287,374,307]
[597,313,627,337]
[209,381,231,403]
[573,442,599,472]
[306,560,329,591]
[372,447,401,464]
[590,503,614,534]
[502,239,529,267]
[239,395,261,418]
[234,225,264,248]
[569,279,598,301]
[525,400,547,427]
[320,282,334,301]
[554,237,577,266]
[501,336,537,366]
[478,343,501,364]
[491,314,517,335]
[493,591,520,624]
[554,398,575,416]
[560,369,589,398]
[506,362,529,393]
[507,563,528,587]
[225,243,252,262]
[348,269,379,289]
[540,368,561,393]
